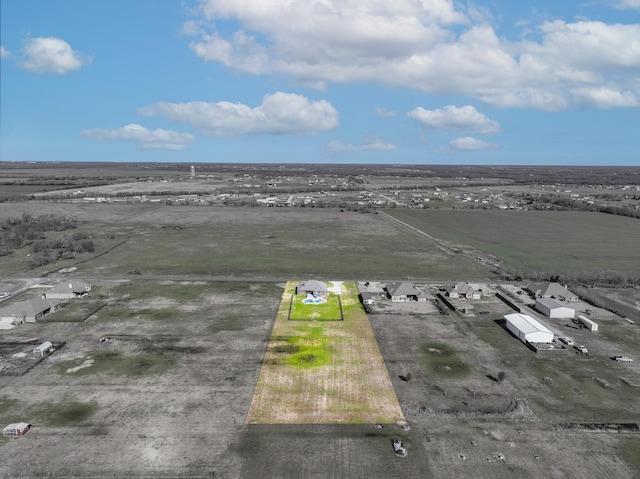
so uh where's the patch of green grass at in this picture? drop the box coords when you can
[32,400,97,426]
[421,341,471,379]
[617,437,640,476]
[58,350,176,377]
[277,325,332,369]
[289,294,342,321]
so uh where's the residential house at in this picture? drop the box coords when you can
[296,280,329,296]
[446,282,481,299]
[385,282,426,302]
[526,282,578,302]
[45,281,91,300]
[0,298,60,324]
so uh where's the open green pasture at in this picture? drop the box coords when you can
[289,293,343,321]
[386,209,640,275]
[42,209,489,280]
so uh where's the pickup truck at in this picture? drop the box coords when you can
[614,356,633,362]
[560,337,574,346]
[575,345,588,354]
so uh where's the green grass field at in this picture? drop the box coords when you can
[22,212,488,280]
[289,293,343,321]
[386,209,640,275]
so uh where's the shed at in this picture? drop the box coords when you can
[535,298,575,319]
[3,422,31,437]
[505,313,554,344]
[577,315,599,332]
[33,341,53,357]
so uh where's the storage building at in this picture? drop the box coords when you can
[3,422,31,437]
[535,298,575,319]
[505,313,554,344]
[33,341,53,357]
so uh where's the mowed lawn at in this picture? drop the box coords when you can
[387,209,640,275]
[247,281,405,424]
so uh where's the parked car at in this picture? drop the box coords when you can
[0,292,11,299]
[575,345,588,354]
[560,337,574,346]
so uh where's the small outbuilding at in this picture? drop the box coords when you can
[3,422,31,437]
[535,298,575,319]
[505,313,554,344]
[33,341,54,356]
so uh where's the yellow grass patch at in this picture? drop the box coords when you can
[247,281,405,424]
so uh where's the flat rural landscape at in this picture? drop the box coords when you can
[0,162,639,478]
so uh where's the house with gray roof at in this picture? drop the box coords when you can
[526,282,578,302]
[446,282,481,300]
[45,281,91,299]
[296,280,329,296]
[0,298,60,324]
[385,282,426,302]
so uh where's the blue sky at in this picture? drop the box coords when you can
[1,0,639,165]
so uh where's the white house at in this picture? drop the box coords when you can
[535,298,575,319]
[505,313,554,344]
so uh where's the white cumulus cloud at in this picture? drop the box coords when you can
[19,36,90,74]
[407,105,500,134]
[80,124,195,150]
[137,92,339,137]
[0,46,11,58]
[609,0,640,9]
[328,137,397,151]
[185,1,640,110]
[445,137,498,151]
[375,107,397,118]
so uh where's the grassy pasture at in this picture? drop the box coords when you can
[421,341,472,379]
[386,209,640,275]
[247,281,405,424]
[0,203,490,280]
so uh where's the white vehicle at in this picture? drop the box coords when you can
[614,356,633,362]
[560,337,574,346]
[576,345,588,354]
[0,292,11,299]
